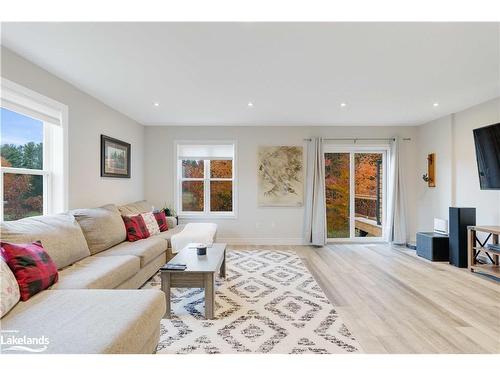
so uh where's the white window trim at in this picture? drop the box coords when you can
[1,78,68,221]
[323,143,390,243]
[174,140,238,220]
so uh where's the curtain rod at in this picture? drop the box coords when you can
[303,137,411,141]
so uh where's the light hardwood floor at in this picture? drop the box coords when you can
[230,243,500,353]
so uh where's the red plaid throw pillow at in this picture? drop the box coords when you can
[122,214,150,241]
[154,211,168,232]
[0,241,58,301]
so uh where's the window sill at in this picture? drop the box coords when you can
[179,213,237,220]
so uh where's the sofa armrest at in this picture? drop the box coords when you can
[166,216,177,228]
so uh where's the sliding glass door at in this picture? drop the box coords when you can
[325,146,387,241]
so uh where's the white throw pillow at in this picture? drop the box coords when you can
[1,258,20,318]
[141,212,160,236]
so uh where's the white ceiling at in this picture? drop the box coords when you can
[1,22,499,126]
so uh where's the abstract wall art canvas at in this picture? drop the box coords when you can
[257,146,304,206]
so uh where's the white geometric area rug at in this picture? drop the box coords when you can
[141,248,362,354]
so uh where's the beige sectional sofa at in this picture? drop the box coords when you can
[0,200,184,354]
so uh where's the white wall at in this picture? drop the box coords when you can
[7,44,494,242]
[416,116,453,230]
[416,97,500,232]
[1,47,145,209]
[145,125,418,244]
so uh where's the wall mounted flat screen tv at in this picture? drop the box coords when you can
[473,122,500,190]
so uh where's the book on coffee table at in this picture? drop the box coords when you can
[161,263,187,271]
[487,243,500,251]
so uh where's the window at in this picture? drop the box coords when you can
[1,78,67,221]
[176,142,236,218]
[1,108,45,220]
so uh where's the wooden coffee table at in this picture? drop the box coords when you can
[160,243,226,319]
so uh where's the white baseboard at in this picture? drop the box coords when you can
[217,237,305,245]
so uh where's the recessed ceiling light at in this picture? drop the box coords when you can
[433,102,439,107]
[153,102,160,107]
[340,102,347,107]
[248,102,254,107]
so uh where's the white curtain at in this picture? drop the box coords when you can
[387,136,408,244]
[304,137,327,246]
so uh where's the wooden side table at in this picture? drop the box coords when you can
[467,226,500,278]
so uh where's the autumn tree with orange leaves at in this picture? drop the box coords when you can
[325,153,382,237]
[181,159,233,212]
[1,156,43,220]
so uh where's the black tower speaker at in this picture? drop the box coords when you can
[449,207,476,268]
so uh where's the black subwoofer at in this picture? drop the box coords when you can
[449,207,476,268]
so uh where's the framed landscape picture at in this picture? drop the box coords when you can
[100,135,131,178]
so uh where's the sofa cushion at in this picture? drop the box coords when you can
[152,225,185,248]
[141,212,160,236]
[123,214,151,242]
[53,255,139,289]
[166,216,178,229]
[154,211,168,231]
[72,204,126,255]
[0,258,20,318]
[1,241,58,301]
[118,200,152,216]
[0,289,166,353]
[96,237,167,268]
[0,214,91,269]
